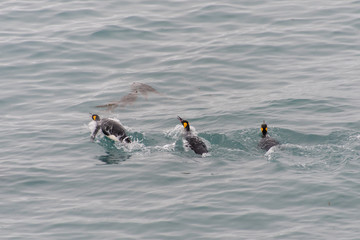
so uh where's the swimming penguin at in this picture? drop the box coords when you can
[90,114,131,143]
[258,121,279,151]
[177,116,208,155]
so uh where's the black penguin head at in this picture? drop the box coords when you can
[261,121,268,137]
[91,114,100,121]
[177,116,190,131]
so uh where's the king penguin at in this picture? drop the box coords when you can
[177,116,208,155]
[258,121,279,151]
[90,114,131,143]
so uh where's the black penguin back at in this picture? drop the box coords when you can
[101,119,131,143]
[258,136,279,151]
[185,135,208,155]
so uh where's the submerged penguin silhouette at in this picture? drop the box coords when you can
[96,82,160,110]
[177,116,208,155]
[90,114,131,143]
[258,121,279,151]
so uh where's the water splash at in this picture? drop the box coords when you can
[164,124,183,139]
[154,143,176,152]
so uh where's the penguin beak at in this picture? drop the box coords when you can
[177,116,183,122]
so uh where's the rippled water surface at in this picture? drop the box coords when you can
[1,0,360,239]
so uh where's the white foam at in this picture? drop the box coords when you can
[164,125,183,139]
[202,152,211,158]
[115,139,145,152]
[154,142,176,152]
[88,120,97,133]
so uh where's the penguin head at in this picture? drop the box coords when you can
[261,121,268,137]
[177,116,190,131]
[91,114,100,121]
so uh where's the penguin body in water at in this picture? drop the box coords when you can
[258,121,279,151]
[177,116,208,155]
[90,114,131,143]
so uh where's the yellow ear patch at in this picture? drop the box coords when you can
[183,122,188,128]
[265,128,268,131]
[261,128,263,132]
[92,115,96,120]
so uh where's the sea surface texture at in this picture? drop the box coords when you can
[1,0,360,239]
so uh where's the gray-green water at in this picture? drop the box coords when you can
[1,1,360,239]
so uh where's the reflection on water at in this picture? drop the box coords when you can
[98,150,131,164]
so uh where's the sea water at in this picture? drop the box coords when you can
[1,0,360,239]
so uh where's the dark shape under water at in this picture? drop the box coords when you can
[258,121,279,151]
[96,82,160,110]
[131,82,159,98]
[90,114,131,143]
[177,116,208,155]
[98,150,131,164]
